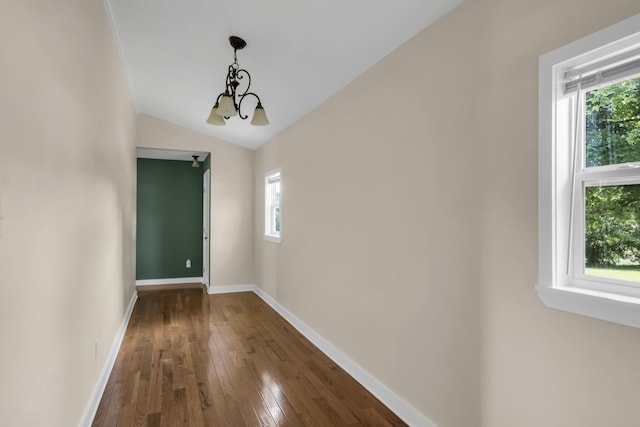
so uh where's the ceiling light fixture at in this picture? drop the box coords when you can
[207,36,269,127]
[192,155,200,167]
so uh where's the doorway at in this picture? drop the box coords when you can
[135,148,211,287]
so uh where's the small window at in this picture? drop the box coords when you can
[538,13,640,327]
[264,169,281,243]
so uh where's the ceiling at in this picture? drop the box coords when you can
[106,0,462,150]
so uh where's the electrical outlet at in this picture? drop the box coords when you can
[186,259,191,268]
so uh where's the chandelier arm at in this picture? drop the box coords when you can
[237,92,262,120]
[235,69,252,96]
[225,64,237,95]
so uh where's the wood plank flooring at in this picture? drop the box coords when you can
[92,286,407,426]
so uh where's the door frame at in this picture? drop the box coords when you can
[202,168,211,289]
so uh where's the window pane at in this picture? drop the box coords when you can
[274,181,280,204]
[585,76,640,167]
[274,207,280,233]
[585,184,640,283]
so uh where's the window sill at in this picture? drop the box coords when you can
[535,284,640,328]
[264,234,281,243]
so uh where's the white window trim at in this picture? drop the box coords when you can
[264,234,281,243]
[264,168,281,243]
[538,13,640,328]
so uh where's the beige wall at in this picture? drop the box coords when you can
[469,1,640,426]
[254,1,640,426]
[253,6,484,425]
[136,114,254,287]
[0,0,137,426]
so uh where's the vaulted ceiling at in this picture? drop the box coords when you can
[106,0,462,150]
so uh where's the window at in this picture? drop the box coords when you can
[538,13,640,328]
[264,168,281,243]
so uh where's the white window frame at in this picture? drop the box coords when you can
[538,13,640,328]
[264,168,281,243]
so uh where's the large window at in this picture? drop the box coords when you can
[575,78,640,288]
[264,168,281,243]
[538,13,640,327]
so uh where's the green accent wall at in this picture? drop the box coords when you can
[136,158,203,280]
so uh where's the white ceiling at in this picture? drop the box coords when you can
[106,0,462,150]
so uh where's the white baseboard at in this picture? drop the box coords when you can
[79,290,138,427]
[136,277,203,286]
[207,284,255,294]
[251,286,437,427]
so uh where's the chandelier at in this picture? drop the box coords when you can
[206,36,269,126]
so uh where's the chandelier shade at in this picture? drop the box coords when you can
[250,103,269,126]
[216,94,237,117]
[206,102,225,125]
[206,36,269,126]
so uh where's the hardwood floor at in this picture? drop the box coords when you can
[92,286,407,426]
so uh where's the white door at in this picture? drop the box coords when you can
[203,169,211,288]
